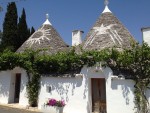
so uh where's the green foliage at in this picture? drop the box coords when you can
[0,6,3,12]
[134,81,149,113]
[106,43,150,113]
[1,3,34,51]
[0,30,2,41]
[30,26,35,35]
[27,73,40,107]
[0,30,3,52]
[0,43,150,110]
[2,2,18,51]
[17,8,29,49]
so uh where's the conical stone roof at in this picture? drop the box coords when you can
[17,14,68,54]
[83,5,135,51]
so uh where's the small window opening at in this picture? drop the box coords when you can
[46,86,52,93]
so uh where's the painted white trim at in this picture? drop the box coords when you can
[43,19,52,25]
[102,5,111,13]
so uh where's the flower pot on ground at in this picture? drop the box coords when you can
[56,106,64,113]
[41,105,57,113]
[41,98,66,113]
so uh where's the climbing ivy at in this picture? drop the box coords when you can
[0,43,150,112]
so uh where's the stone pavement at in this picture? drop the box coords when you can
[0,104,42,113]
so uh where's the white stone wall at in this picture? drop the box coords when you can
[38,66,106,113]
[0,71,12,104]
[0,66,150,113]
[8,73,16,103]
[82,66,135,113]
[19,70,29,107]
[107,79,135,113]
[72,30,83,46]
[38,66,140,113]
[142,28,150,46]
[12,67,29,106]
[0,68,28,107]
[38,76,88,113]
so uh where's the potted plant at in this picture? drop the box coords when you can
[42,98,66,113]
[55,100,65,113]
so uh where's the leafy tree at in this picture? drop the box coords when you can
[17,8,29,49]
[0,30,3,52]
[0,30,2,44]
[30,26,35,35]
[0,6,3,12]
[27,28,30,38]
[2,2,18,51]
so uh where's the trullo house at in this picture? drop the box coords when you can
[0,1,150,113]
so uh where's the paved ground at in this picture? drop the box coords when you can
[0,105,42,113]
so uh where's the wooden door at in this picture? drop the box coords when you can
[14,73,21,103]
[91,78,106,113]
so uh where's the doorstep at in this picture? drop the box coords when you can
[0,103,41,112]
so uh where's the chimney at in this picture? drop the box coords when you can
[141,27,150,46]
[72,30,84,46]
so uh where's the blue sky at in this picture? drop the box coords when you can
[0,0,150,45]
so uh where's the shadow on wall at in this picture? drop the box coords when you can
[41,77,83,102]
[111,79,134,105]
[83,71,88,99]
[0,75,10,102]
[19,73,28,97]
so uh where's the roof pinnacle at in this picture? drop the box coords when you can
[43,13,52,25]
[102,0,111,13]
[104,0,109,6]
[46,14,49,19]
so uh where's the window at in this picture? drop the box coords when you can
[46,86,52,93]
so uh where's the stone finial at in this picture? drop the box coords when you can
[43,13,52,25]
[102,0,111,13]
[46,14,49,19]
[104,0,109,6]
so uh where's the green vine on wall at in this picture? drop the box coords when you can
[26,72,40,107]
[0,44,150,112]
[134,81,149,113]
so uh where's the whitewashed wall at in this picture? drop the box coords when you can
[0,66,150,113]
[38,76,88,113]
[38,66,141,113]
[142,28,150,46]
[72,30,83,46]
[107,79,135,113]
[18,69,29,106]
[0,68,28,106]
[38,66,99,113]
[12,67,29,106]
[8,73,16,103]
[0,71,12,104]
[82,66,136,113]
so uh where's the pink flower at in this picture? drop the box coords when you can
[46,98,66,107]
[61,100,65,106]
[48,99,57,106]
